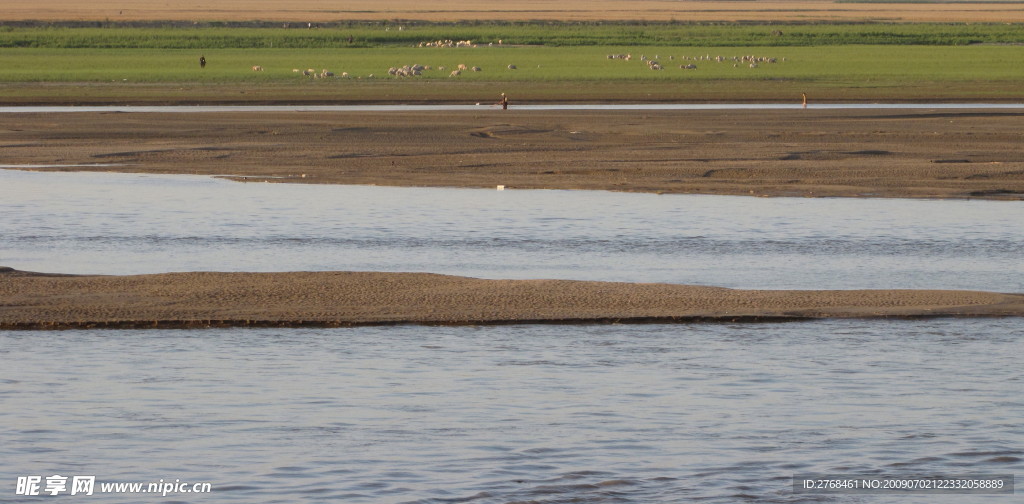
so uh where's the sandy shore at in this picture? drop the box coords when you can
[2,268,1022,329]
[3,109,1023,199]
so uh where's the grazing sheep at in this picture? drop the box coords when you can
[449,69,461,77]
[252,65,264,72]
[471,66,481,72]
[507,64,517,70]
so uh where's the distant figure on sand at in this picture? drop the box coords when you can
[500,92,509,110]
[801,92,807,109]
[200,56,206,68]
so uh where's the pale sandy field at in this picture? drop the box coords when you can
[4,0,1024,23]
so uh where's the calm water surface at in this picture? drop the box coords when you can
[1,169,1021,502]
[2,169,1023,290]
[1,320,1021,503]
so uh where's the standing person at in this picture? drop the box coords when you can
[801,92,807,109]
[500,92,509,110]
[200,55,206,68]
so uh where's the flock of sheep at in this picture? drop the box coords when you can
[238,38,512,80]
[237,45,789,80]
[389,63,512,78]
[608,52,787,70]
[290,67,349,78]
[246,63,504,80]
[243,62,508,80]
[417,39,488,48]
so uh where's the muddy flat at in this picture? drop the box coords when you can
[3,108,1023,199]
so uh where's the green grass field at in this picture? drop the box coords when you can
[2,23,1023,103]
[3,46,1022,83]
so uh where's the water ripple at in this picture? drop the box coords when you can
[2,320,1021,503]
[3,169,1023,290]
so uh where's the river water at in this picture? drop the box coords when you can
[1,322,1021,503]
[2,169,1023,290]
[1,169,1021,502]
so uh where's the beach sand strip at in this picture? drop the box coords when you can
[2,268,1023,329]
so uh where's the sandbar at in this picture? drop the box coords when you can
[3,109,1024,200]
[2,268,1022,329]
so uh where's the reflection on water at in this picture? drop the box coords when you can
[1,320,1021,503]
[2,169,1023,290]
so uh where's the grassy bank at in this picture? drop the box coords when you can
[2,23,1023,103]
[5,45,1024,82]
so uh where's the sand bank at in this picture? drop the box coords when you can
[2,268,1022,329]
[3,109,1023,200]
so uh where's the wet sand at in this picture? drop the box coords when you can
[3,268,1023,329]
[3,109,1023,199]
